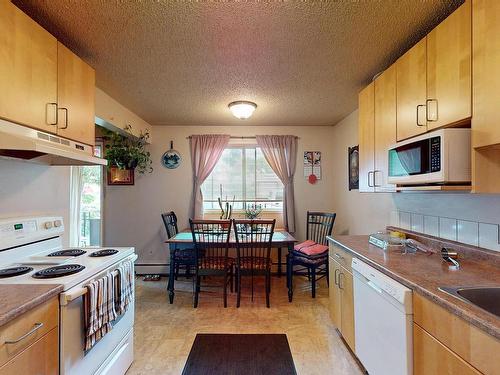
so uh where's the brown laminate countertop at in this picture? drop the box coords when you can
[327,235,500,340]
[0,284,63,327]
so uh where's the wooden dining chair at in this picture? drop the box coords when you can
[233,219,276,308]
[189,219,234,308]
[162,212,197,304]
[287,211,336,301]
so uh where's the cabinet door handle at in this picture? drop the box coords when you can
[367,171,374,187]
[416,104,426,126]
[373,170,382,187]
[426,99,438,122]
[46,103,58,126]
[58,107,69,129]
[339,273,345,290]
[4,322,44,344]
[334,268,340,286]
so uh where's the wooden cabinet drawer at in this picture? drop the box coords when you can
[329,243,353,272]
[0,297,58,367]
[413,293,500,375]
[0,327,58,375]
[414,323,480,375]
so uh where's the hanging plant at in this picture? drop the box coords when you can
[103,125,153,174]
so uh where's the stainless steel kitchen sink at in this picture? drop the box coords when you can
[439,287,500,318]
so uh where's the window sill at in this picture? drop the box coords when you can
[203,209,284,228]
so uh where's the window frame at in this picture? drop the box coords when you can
[202,144,283,213]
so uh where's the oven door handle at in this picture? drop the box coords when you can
[60,254,138,305]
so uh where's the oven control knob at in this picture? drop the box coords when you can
[53,220,62,228]
[44,221,53,229]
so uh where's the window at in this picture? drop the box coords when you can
[202,147,283,211]
[69,144,103,247]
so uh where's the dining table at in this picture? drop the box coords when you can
[165,230,297,303]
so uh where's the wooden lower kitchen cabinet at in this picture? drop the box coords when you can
[413,293,500,375]
[328,256,341,328]
[0,297,59,375]
[0,327,58,375]
[328,243,355,352]
[339,268,355,351]
[413,323,480,375]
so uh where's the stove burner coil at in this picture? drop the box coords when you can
[0,266,34,278]
[32,264,85,279]
[48,249,87,257]
[89,249,119,257]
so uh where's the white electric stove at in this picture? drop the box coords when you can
[0,216,137,375]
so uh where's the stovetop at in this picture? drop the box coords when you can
[0,246,135,290]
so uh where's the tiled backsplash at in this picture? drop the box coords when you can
[390,211,500,252]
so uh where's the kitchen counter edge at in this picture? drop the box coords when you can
[327,235,500,340]
[0,284,64,327]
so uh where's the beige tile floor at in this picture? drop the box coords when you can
[127,275,363,375]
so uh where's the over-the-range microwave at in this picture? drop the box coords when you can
[387,128,471,185]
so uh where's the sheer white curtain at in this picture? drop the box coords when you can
[69,166,84,247]
[189,134,230,219]
[256,135,298,233]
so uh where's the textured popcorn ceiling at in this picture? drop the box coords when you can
[15,0,462,126]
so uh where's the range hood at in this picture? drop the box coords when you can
[0,119,107,166]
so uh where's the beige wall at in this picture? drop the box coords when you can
[95,87,153,142]
[103,125,336,268]
[0,159,71,245]
[331,110,500,236]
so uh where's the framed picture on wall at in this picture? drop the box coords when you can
[348,145,359,190]
[107,167,135,185]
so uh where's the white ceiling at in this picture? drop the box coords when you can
[15,0,462,127]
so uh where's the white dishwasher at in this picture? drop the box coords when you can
[352,258,413,375]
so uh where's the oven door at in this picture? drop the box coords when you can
[388,135,443,185]
[59,254,136,375]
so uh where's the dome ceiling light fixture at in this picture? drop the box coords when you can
[228,101,257,120]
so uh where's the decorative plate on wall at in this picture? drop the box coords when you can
[161,141,182,169]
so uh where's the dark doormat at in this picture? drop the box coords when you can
[182,333,297,375]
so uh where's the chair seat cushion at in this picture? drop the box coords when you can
[294,240,316,251]
[238,256,269,270]
[291,252,328,266]
[200,256,234,270]
[298,243,328,256]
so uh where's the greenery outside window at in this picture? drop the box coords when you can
[201,147,283,212]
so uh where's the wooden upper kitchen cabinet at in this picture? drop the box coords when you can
[471,0,500,193]
[472,0,500,149]
[396,38,427,141]
[358,82,375,192]
[0,1,58,133]
[426,0,471,130]
[57,42,96,146]
[374,65,396,192]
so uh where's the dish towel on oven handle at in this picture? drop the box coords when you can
[116,260,134,316]
[84,273,117,351]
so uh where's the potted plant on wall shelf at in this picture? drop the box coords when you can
[104,125,153,185]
